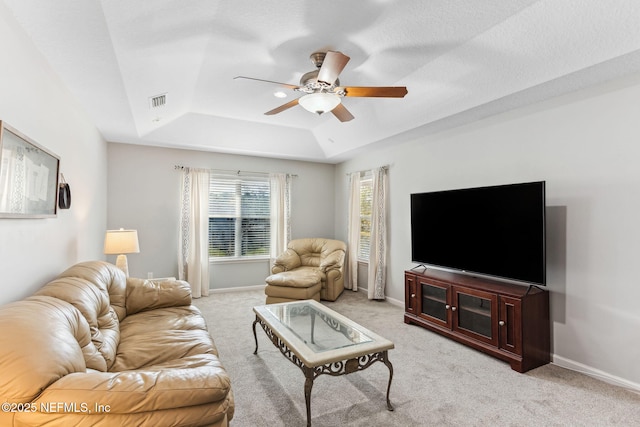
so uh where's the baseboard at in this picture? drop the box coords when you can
[209,284,265,293]
[350,287,404,307]
[384,294,404,307]
[552,354,640,394]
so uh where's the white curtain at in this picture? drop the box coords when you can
[178,168,210,298]
[346,172,361,291]
[368,167,388,300]
[269,173,291,264]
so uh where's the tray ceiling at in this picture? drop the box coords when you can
[4,0,640,163]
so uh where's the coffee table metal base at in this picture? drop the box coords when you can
[253,315,394,427]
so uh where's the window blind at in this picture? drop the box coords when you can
[359,176,373,260]
[209,176,270,258]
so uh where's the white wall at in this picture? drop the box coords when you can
[107,143,335,289]
[335,73,640,389]
[0,3,107,305]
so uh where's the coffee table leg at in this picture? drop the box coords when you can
[303,367,315,427]
[252,317,259,355]
[310,309,316,344]
[382,351,394,411]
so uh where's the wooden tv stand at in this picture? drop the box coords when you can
[404,268,550,373]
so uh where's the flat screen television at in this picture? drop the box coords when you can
[410,181,546,285]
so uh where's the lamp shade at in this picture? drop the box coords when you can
[104,229,140,254]
[298,93,341,115]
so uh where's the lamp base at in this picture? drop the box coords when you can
[115,254,130,277]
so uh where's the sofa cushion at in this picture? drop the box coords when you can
[15,401,233,427]
[0,296,97,402]
[125,277,192,315]
[56,261,127,321]
[118,304,209,337]
[24,354,233,426]
[35,354,231,411]
[112,305,218,371]
[33,261,130,371]
[35,276,120,371]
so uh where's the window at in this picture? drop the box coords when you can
[358,175,373,260]
[208,176,270,259]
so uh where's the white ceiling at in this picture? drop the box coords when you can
[4,0,640,163]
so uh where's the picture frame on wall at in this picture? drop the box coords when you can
[0,121,60,218]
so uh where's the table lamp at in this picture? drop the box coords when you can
[104,228,140,277]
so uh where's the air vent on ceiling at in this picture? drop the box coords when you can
[149,93,167,109]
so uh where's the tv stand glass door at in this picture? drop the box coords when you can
[419,277,498,346]
[453,288,498,346]
[420,280,449,328]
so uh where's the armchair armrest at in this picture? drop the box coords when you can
[271,265,285,274]
[319,250,345,272]
[272,248,301,273]
[126,277,192,315]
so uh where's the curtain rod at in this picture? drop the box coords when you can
[345,164,389,176]
[174,165,297,177]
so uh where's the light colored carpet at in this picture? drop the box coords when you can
[194,289,640,427]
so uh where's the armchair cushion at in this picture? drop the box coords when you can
[265,270,323,288]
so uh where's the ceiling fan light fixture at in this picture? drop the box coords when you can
[298,93,341,115]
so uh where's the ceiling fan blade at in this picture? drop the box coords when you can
[337,86,408,98]
[331,103,354,122]
[264,98,300,115]
[317,51,350,85]
[234,76,300,90]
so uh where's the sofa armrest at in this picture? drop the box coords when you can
[33,356,231,413]
[126,277,192,315]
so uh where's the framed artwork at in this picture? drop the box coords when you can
[0,121,60,218]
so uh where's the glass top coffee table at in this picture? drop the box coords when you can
[252,299,395,427]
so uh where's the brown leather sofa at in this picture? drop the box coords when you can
[267,238,346,303]
[0,261,234,427]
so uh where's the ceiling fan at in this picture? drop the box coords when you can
[234,51,408,122]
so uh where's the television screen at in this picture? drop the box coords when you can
[410,181,546,285]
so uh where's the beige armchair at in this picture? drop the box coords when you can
[268,238,347,302]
